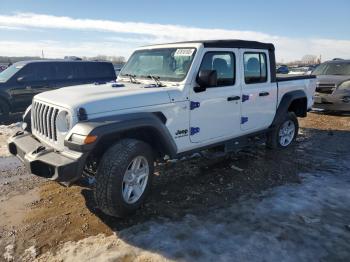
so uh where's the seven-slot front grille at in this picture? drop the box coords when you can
[32,101,59,141]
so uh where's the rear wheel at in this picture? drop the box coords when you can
[94,139,154,217]
[266,112,299,149]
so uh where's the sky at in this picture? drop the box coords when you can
[0,0,350,62]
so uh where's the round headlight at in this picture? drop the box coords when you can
[56,111,71,133]
[338,80,350,90]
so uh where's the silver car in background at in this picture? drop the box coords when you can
[313,60,350,112]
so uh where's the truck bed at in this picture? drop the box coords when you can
[276,75,317,110]
[277,74,316,82]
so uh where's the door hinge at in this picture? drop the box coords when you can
[190,101,200,110]
[241,117,248,124]
[190,127,200,135]
[242,94,250,102]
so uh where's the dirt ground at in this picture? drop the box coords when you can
[0,111,349,261]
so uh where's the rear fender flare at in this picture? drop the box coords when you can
[271,90,306,127]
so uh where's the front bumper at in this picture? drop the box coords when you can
[313,93,350,112]
[8,131,87,185]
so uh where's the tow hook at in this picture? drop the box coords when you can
[32,146,46,155]
[13,130,24,137]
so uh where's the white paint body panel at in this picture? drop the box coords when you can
[31,42,316,155]
[239,49,278,131]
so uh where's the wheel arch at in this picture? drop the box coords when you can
[66,112,177,161]
[271,90,307,127]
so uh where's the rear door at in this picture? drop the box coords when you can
[189,49,242,143]
[240,50,277,131]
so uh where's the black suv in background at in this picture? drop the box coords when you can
[0,60,116,121]
[313,59,350,112]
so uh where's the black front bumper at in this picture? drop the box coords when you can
[8,131,87,185]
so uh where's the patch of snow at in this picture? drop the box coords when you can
[3,244,14,262]
[0,122,21,157]
[20,246,37,262]
[37,156,350,261]
[0,157,21,171]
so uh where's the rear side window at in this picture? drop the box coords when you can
[199,52,235,86]
[53,62,115,81]
[244,53,267,84]
[84,63,115,79]
[55,63,75,80]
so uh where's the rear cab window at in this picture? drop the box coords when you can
[244,52,268,84]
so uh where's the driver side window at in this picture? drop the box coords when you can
[199,51,235,87]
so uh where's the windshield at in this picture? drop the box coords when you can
[313,62,350,76]
[120,48,196,82]
[0,64,24,83]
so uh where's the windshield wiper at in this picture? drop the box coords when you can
[146,75,164,87]
[123,74,140,84]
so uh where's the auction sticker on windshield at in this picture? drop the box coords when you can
[174,49,195,57]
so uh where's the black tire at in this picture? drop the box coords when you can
[266,112,299,149]
[94,139,154,217]
[0,99,10,123]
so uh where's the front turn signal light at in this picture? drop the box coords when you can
[70,134,97,145]
[84,135,97,144]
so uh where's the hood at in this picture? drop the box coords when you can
[316,75,350,86]
[34,82,172,115]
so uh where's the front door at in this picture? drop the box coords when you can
[11,63,55,109]
[240,50,277,131]
[189,49,241,143]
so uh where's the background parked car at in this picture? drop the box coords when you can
[288,67,309,75]
[0,64,8,73]
[0,60,116,121]
[276,65,289,74]
[312,60,350,112]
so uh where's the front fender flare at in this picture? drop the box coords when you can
[65,112,177,157]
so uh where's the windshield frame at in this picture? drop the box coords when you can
[119,47,197,83]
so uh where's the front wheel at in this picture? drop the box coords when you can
[94,139,154,217]
[266,112,299,149]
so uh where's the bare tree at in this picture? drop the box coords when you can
[301,55,317,65]
[86,55,126,64]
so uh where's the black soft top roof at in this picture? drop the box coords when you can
[151,39,275,51]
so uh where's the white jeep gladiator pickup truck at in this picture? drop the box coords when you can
[8,40,316,217]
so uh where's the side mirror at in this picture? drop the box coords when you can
[195,70,217,92]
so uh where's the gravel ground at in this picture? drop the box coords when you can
[0,111,349,261]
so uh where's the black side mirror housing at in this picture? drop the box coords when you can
[195,70,217,92]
